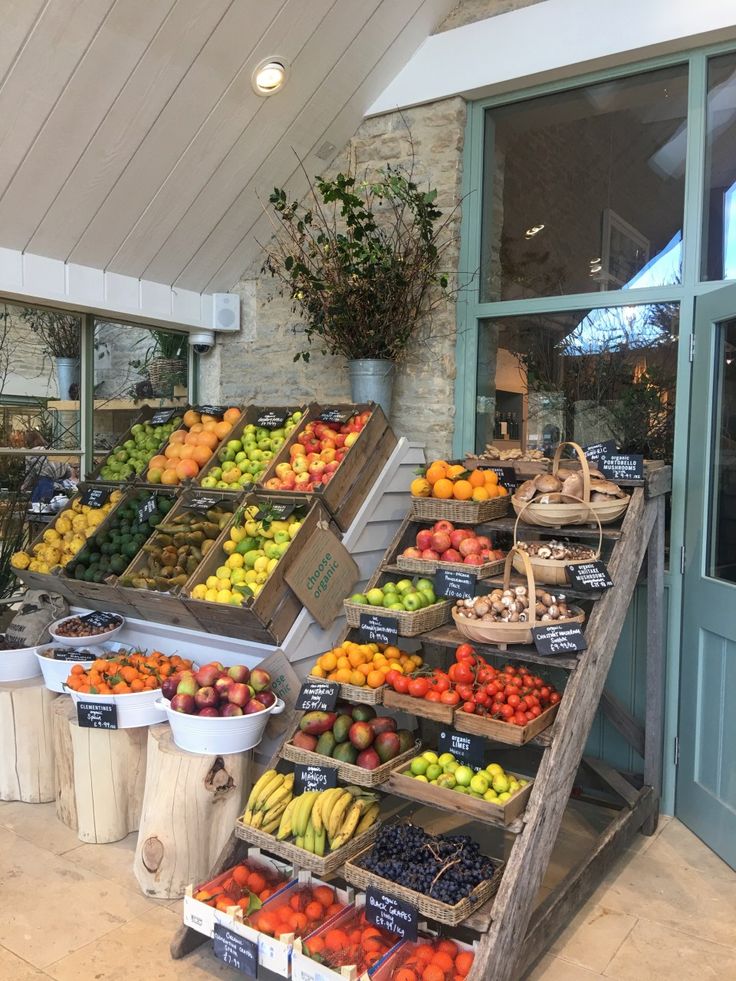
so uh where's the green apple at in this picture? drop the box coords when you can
[216,480,229,489]
[349,593,368,604]
[383,594,398,608]
[415,578,435,594]
[418,589,436,606]
[402,593,423,612]
[395,579,414,594]
[389,602,405,611]
[235,452,248,464]
[454,765,473,787]
[382,582,398,594]
[470,772,490,795]
[226,440,242,452]
[366,588,385,606]
[410,757,429,776]
[238,474,254,487]
[200,476,218,489]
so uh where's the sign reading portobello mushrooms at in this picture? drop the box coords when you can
[599,453,644,482]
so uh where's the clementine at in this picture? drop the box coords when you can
[471,486,489,501]
[468,469,486,487]
[452,479,473,500]
[411,477,431,497]
[426,462,448,485]
[182,409,201,428]
[223,407,241,424]
[432,478,454,499]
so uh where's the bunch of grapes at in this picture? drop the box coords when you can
[360,824,496,905]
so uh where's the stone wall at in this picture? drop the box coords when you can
[438,0,547,32]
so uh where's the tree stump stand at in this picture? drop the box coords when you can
[134,724,252,900]
[0,678,58,803]
[52,696,148,843]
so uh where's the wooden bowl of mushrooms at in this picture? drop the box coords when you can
[452,546,585,646]
[511,441,629,527]
[512,497,603,586]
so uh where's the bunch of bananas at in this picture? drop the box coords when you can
[241,770,295,835]
[275,785,380,856]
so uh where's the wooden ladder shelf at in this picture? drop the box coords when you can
[170,465,670,981]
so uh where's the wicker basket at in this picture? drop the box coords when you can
[344,844,504,926]
[343,597,452,637]
[410,495,510,523]
[453,546,585,646]
[234,818,380,876]
[397,554,505,580]
[512,497,603,586]
[305,675,385,705]
[281,737,421,787]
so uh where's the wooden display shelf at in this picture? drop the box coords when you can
[454,702,559,747]
[382,687,456,723]
[422,625,582,671]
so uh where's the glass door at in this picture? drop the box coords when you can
[677,283,736,869]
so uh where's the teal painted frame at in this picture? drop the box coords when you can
[454,41,736,814]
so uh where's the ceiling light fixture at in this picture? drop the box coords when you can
[252,59,287,96]
[524,224,545,239]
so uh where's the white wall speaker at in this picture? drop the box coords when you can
[211,292,240,332]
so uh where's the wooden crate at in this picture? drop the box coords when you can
[386,767,533,827]
[258,403,398,531]
[381,688,456,724]
[181,496,333,645]
[196,403,307,491]
[116,489,243,630]
[85,404,188,485]
[453,702,559,746]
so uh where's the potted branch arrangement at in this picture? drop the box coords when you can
[21,309,81,400]
[262,163,454,416]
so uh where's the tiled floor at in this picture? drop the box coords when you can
[0,802,733,980]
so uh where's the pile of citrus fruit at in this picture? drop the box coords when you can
[146,407,242,486]
[310,641,423,688]
[411,460,508,501]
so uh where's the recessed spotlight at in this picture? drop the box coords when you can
[524,224,545,239]
[252,59,287,96]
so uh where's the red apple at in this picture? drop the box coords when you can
[228,665,251,684]
[308,461,326,478]
[228,683,252,707]
[292,456,309,474]
[281,472,296,489]
[170,693,195,714]
[258,690,276,708]
[416,529,434,551]
[459,538,482,557]
[160,677,178,701]
[294,472,311,489]
[221,703,244,717]
[214,676,235,698]
[197,707,220,717]
[441,548,462,563]
[250,668,271,692]
[275,462,292,479]
[244,698,267,714]
[432,520,454,534]
[421,548,440,560]
[194,664,220,688]
[195,686,219,710]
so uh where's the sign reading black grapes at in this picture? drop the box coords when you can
[358,612,399,647]
[256,410,288,430]
[150,408,176,425]
[296,680,339,711]
[77,701,118,730]
[137,494,158,525]
[80,487,110,508]
[294,764,338,795]
[366,887,418,941]
[565,560,614,592]
[212,923,258,976]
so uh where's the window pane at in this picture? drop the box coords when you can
[707,318,736,581]
[92,321,189,474]
[482,66,688,301]
[703,53,736,281]
[474,302,679,465]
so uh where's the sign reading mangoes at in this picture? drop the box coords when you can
[284,525,359,628]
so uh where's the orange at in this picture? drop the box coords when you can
[348,648,366,667]
[161,468,179,485]
[168,430,187,444]
[305,900,323,922]
[421,966,445,981]
[431,951,455,973]
[191,445,212,466]
[366,669,384,688]
[148,454,168,470]
[334,668,352,684]
[471,486,489,501]
[203,419,219,432]
[313,885,334,907]
[446,464,466,478]
[452,479,473,500]
[182,409,201,429]
[189,423,204,433]
[411,477,431,498]
[198,430,219,451]
[318,651,337,671]
[349,670,364,686]
[308,936,325,954]
[215,421,232,439]
[497,484,508,496]
[164,443,182,459]
[437,940,459,957]
[455,951,474,976]
[483,469,499,485]
[395,970,419,981]
[468,469,486,487]
[425,462,448,485]
[223,407,241,424]
[415,946,435,964]
[432,478,454,499]
[200,413,218,425]
[324,929,349,952]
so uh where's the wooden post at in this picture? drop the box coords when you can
[134,725,252,900]
[0,678,58,803]
[51,697,78,830]
[643,493,666,834]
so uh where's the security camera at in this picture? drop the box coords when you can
[188,330,215,355]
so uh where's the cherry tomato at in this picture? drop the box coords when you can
[461,700,476,713]
[455,643,476,662]
[475,691,489,707]
[449,662,474,685]
[491,701,503,716]
[385,670,400,688]
[500,704,514,720]
[408,677,429,699]
[540,686,551,701]
[549,692,561,705]
[429,672,450,693]
[513,711,528,726]
[456,683,474,702]
[530,705,542,717]
[522,674,534,688]
[477,667,493,684]
[507,693,521,709]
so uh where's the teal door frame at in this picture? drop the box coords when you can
[454,40,736,815]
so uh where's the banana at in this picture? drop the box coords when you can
[295,835,304,849]
[263,798,290,825]
[327,790,354,842]
[262,811,283,835]
[330,800,364,850]
[263,780,293,814]
[242,807,254,826]
[250,809,264,830]
[355,802,380,835]
[314,787,341,833]
[245,769,278,812]
[255,772,284,810]
[314,826,327,857]
[276,798,298,840]
[310,793,325,834]
[303,818,315,854]
[297,791,320,838]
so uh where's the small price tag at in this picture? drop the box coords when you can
[80,611,121,630]
[137,494,158,524]
[599,453,644,482]
[196,405,227,417]
[359,611,399,646]
[438,729,487,769]
[255,410,288,430]
[48,647,96,662]
[318,407,350,424]
[365,886,418,941]
[294,763,338,794]
[434,567,477,600]
[533,623,588,656]
[150,408,175,425]
[81,487,110,508]
[296,680,340,711]
[583,439,616,463]
[254,499,296,522]
[77,701,118,729]
[477,465,517,491]
[188,494,222,513]
[212,923,258,976]
[565,560,614,592]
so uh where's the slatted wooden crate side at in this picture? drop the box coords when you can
[84,404,189,484]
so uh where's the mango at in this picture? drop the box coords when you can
[299,711,338,736]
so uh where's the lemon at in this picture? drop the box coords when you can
[110,490,123,503]
[230,568,247,585]
[71,499,83,513]
[217,577,231,590]
[45,548,61,565]
[191,583,208,600]
[229,525,245,544]
[229,593,244,606]
[222,540,236,555]
[205,587,219,602]
[206,575,219,589]
[226,553,244,569]
[70,535,86,552]
[43,529,60,544]
[215,565,230,580]
[255,571,269,584]
[267,557,279,573]
[253,556,269,573]
[216,588,232,603]
[244,569,258,584]
[55,516,72,535]
[72,514,87,532]
[10,552,30,569]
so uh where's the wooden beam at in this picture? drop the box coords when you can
[644,465,672,499]
[468,489,657,981]
[521,786,658,977]
[643,494,666,835]
[581,756,640,808]
[600,688,645,757]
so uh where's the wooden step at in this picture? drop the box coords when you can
[422,625,581,671]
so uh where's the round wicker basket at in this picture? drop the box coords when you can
[512,497,603,586]
[453,546,585,646]
[511,441,592,527]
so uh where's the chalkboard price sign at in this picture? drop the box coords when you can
[137,494,158,525]
[47,647,96,662]
[583,439,616,463]
[254,500,295,522]
[150,408,176,425]
[294,763,338,795]
[435,567,477,600]
[318,408,350,424]
[477,465,517,491]
[188,495,222,513]
[256,410,288,430]
[77,701,118,730]
[212,923,258,976]
[438,729,487,769]
[599,453,644,482]
[296,680,340,712]
[80,611,121,630]
[565,560,614,592]
[366,887,418,941]
[358,612,399,647]
[196,405,227,417]
[81,487,110,509]
[533,623,588,656]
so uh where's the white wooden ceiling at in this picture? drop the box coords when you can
[0,0,453,295]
